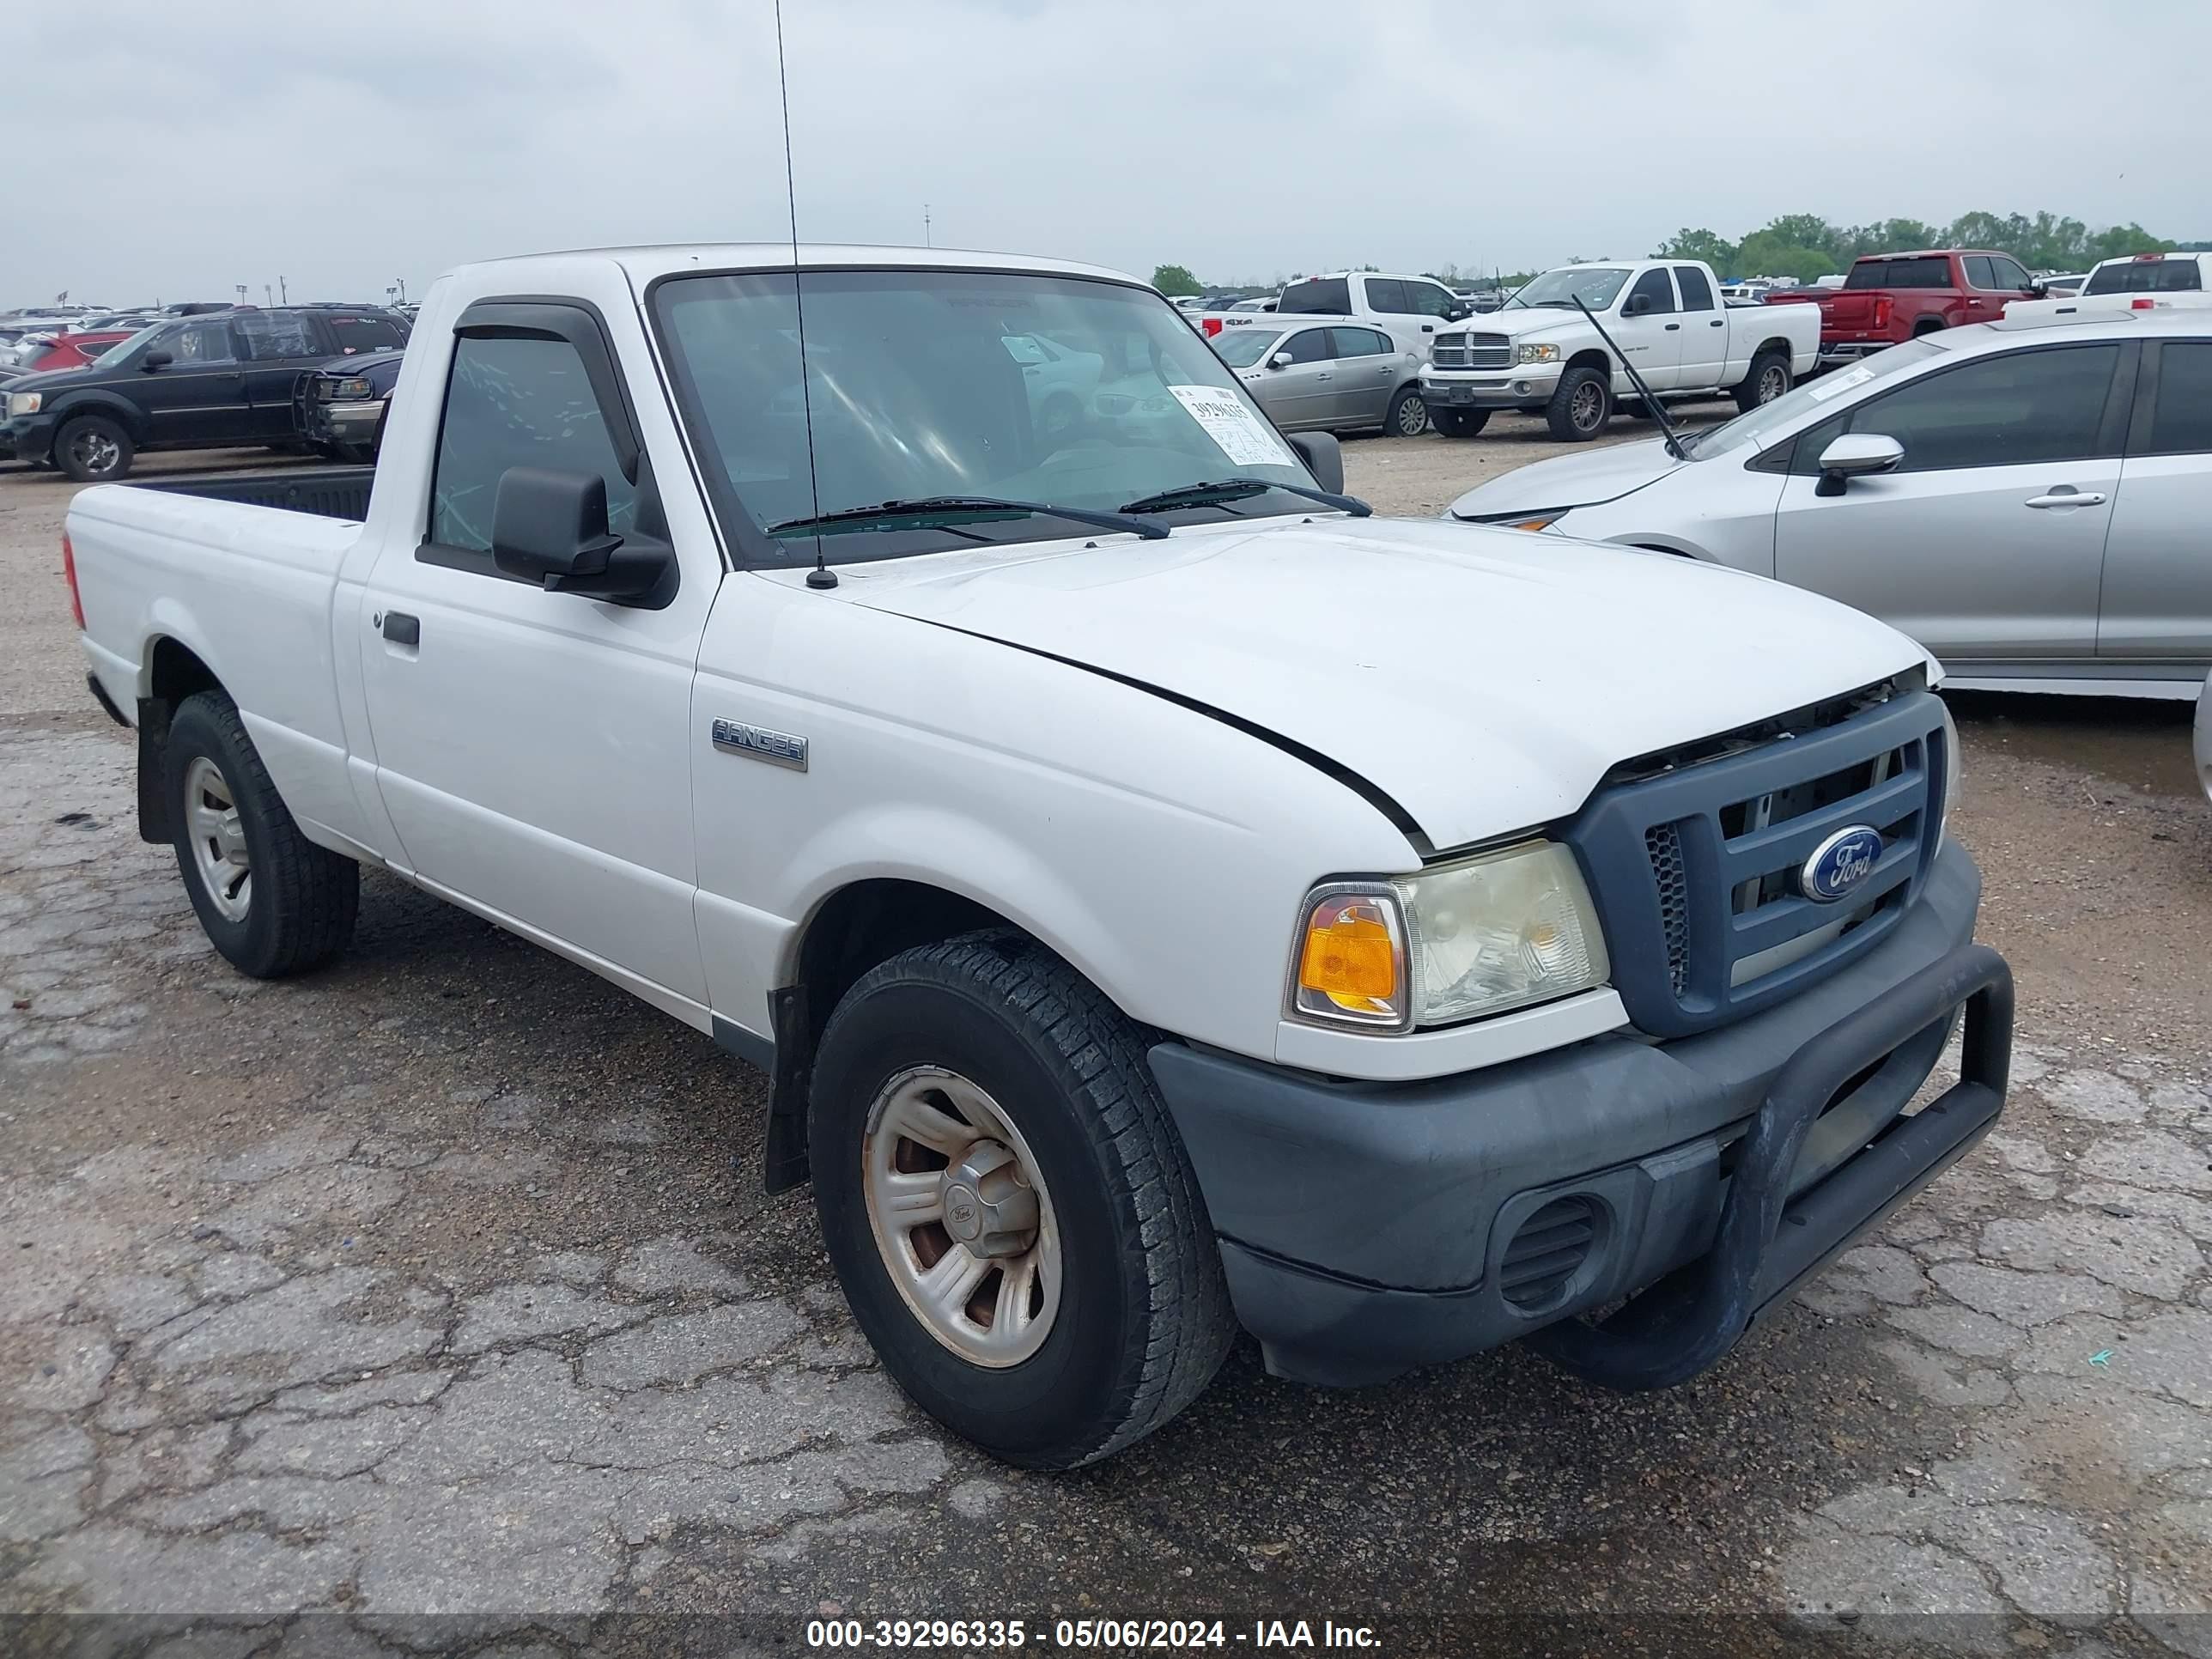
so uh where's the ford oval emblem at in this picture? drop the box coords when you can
[1800,825,1883,903]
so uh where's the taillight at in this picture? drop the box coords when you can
[2132,297,2156,310]
[1202,317,1223,337]
[1874,297,1893,329]
[62,531,85,630]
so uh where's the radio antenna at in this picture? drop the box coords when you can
[775,0,836,590]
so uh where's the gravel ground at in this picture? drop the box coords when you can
[2,426,2208,1657]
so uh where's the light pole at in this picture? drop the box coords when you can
[234,285,247,305]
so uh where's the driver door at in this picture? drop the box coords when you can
[1609,269,1686,392]
[1256,328,1339,429]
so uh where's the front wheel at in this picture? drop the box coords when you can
[1431,407,1492,439]
[1386,386,1429,437]
[165,690,359,978]
[1546,366,1612,441]
[809,933,1234,1469]
[55,415,134,483]
[1735,349,1791,413]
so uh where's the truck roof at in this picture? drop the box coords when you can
[452,242,1143,288]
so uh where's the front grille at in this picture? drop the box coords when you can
[1498,1196,1599,1310]
[1431,331,1510,369]
[1569,688,1947,1040]
[1645,823,1691,997]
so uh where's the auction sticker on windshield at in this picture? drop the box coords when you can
[1170,385,1298,468]
[1805,364,1877,403]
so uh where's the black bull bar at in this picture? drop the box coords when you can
[1528,942,2014,1392]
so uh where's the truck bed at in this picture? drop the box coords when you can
[132,464,376,523]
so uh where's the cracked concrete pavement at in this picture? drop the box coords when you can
[3,438,2210,1656]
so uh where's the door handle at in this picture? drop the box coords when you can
[1315,373,1332,381]
[1710,319,1724,326]
[380,611,420,646]
[1664,322,1680,331]
[1421,324,1435,332]
[2024,491,2106,509]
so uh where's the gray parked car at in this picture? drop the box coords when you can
[1212,321,1430,437]
[1446,310,2212,699]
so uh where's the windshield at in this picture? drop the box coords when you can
[90,324,165,368]
[1686,338,1944,459]
[651,269,1316,564]
[1508,267,1630,310]
[1211,328,1287,368]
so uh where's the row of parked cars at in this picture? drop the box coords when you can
[0,302,410,481]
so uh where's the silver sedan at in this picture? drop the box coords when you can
[1446,311,2212,699]
[1211,322,1431,438]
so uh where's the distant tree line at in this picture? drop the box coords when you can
[1655,211,2203,283]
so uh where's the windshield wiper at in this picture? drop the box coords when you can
[769,495,1167,541]
[1118,477,1371,517]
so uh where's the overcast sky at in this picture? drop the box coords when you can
[9,0,2205,307]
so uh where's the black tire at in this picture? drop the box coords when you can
[55,415,135,483]
[809,932,1234,1469]
[1430,407,1492,439]
[1734,349,1792,414]
[1545,365,1612,441]
[165,690,358,978]
[1385,386,1429,438]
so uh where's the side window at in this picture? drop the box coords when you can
[1963,256,1999,290]
[1364,279,1410,314]
[329,313,407,353]
[2142,342,2212,457]
[234,310,322,361]
[427,333,638,558]
[1804,345,2122,474]
[162,320,236,364]
[1888,258,1952,289]
[1625,269,1676,314]
[1844,261,1892,291]
[1328,327,1386,358]
[1407,282,1457,318]
[1281,329,1331,364]
[1674,266,1715,311]
[1990,257,2034,290]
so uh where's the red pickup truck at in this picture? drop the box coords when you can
[1765,250,2044,364]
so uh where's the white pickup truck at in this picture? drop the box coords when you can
[2005,251,2212,324]
[1419,258,1820,441]
[64,243,2013,1469]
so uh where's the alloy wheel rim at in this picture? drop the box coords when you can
[1760,365,1787,402]
[73,430,121,475]
[861,1065,1060,1367]
[1572,383,1603,428]
[1396,394,1427,435]
[183,757,252,921]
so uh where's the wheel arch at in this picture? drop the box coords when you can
[1565,347,1613,375]
[133,635,229,843]
[50,392,151,447]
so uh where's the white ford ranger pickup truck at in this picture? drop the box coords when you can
[64,244,2013,1469]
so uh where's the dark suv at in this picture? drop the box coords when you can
[1,306,410,481]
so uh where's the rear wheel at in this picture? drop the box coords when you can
[809,933,1234,1468]
[1386,386,1429,437]
[165,690,358,978]
[1431,407,1492,439]
[1546,366,1612,441]
[1734,349,1791,413]
[55,416,134,483]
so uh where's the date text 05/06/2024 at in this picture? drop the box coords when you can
[805,1618,1383,1650]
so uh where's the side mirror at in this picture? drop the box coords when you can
[2029,280,2049,296]
[1268,351,1292,369]
[1623,294,1653,317]
[140,350,173,371]
[1444,305,1469,321]
[1814,433,1904,497]
[491,466,674,604]
[1287,431,1344,493]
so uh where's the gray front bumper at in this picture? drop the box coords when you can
[1148,842,2001,1386]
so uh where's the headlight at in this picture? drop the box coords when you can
[325,376,373,400]
[1289,842,1609,1031]
[8,392,40,416]
[1936,702,1961,849]
[1499,513,1564,532]
[1516,343,1560,365]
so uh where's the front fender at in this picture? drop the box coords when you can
[46,390,150,445]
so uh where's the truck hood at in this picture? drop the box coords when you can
[1447,436,1684,519]
[1446,307,1590,338]
[805,515,1922,848]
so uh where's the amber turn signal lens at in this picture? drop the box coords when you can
[1296,895,1403,1021]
